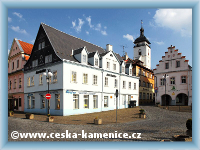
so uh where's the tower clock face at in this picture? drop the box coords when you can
[40,55,43,63]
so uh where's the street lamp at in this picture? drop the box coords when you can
[162,74,169,107]
[43,69,53,115]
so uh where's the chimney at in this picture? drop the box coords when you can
[106,44,113,51]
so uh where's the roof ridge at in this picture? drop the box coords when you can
[41,23,105,51]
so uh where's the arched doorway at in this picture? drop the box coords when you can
[161,94,172,106]
[176,93,188,106]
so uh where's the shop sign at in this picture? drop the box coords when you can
[106,73,116,77]
[66,90,76,94]
[172,92,175,96]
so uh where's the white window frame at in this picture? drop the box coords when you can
[84,95,89,109]
[129,82,131,89]
[73,94,79,109]
[82,54,86,63]
[134,83,136,90]
[27,77,30,86]
[93,95,98,109]
[105,77,108,86]
[93,75,98,85]
[170,77,175,85]
[181,76,186,83]
[104,96,108,107]
[71,71,77,82]
[160,79,164,86]
[31,76,34,86]
[123,81,126,89]
[83,73,88,84]
[122,66,125,73]
[95,58,98,66]
[114,79,118,88]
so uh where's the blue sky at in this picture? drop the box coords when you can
[8,9,192,69]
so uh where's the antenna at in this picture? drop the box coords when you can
[141,20,143,28]
[120,45,128,56]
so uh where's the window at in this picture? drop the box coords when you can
[95,58,98,66]
[181,76,186,83]
[123,81,126,89]
[31,76,34,86]
[147,83,149,88]
[55,94,60,109]
[122,95,126,105]
[176,61,180,68]
[107,62,110,69]
[93,75,97,85]
[12,62,14,70]
[32,59,38,68]
[129,69,132,75]
[143,81,146,87]
[165,63,169,69]
[147,93,149,99]
[150,93,152,100]
[38,43,41,50]
[73,94,79,109]
[134,83,136,90]
[45,54,52,63]
[104,96,108,107]
[42,41,45,49]
[93,95,98,108]
[170,77,175,85]
[19,78,22,88]
[139,69,141,75]
[71,71,77,82]
[19,98,21,107]
[147,72,149,78]
[138,49,142,55]
[27,96,31,109]
[83,73,88,84]
[139,92,142,99]
[129,82,131,89]
[143,71,145,76]
[114,79,118,88]
[39,74,43,85]
[14,79,16,89]
[160,79,164,86]
[82,54,86,63]
[17,60,19,68]
[143,93,146,100]
[105,77,108,86]
[9,81,12,89]
[139,80,141,87]
[84,95,89,108]
[41,95,45,109]
[128,95,131,104]
[31,96,35,109]
[113,64,116,71]
[53,71,57,82]
[122,66,125,73]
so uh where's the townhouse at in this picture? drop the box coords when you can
[23,23,139,116]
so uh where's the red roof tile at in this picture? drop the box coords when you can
[18,40,33,55]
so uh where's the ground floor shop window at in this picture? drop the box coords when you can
[19,97,21,107]
[73,94,79,109]
[139,92,142,99]
[84,95,89,108]
[31,96,35,109]
[128,95,131,104]
[93,95,98,108]
[27,96,31,109]
[41,95,45,109]
[104,96,108,107]
[55,94,60,109]
[122,95,126,105]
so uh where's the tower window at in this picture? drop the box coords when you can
[138,50,142,55]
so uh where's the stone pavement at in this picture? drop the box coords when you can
[8,106,192,141]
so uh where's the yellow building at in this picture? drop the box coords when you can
[125,58,155,105]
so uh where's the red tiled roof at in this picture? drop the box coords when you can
[18,40,33,55]
[24,55,30,61]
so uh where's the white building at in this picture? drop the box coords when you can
[154,45,192,106]
[24,23,139,116]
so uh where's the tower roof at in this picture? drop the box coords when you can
[134,26,151,44]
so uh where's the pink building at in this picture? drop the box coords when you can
[154,45,192,106]
[8,38,33,111]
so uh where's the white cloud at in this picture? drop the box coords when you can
[101,30,107,36]
[30,40,35,44]
[8,17,12,23]
[123,34,134,42]
[86,16,94,28]
[153,9,192,37]
[13,12,23,19]
[95,23,101,31]
[11,26,27,34]
[154,41,164,45]
[72,18,84,33]
[86,31,89,35]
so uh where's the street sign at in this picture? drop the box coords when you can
[45,93,51,100]
[155,87,158,90]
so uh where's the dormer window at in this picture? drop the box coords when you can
[129,69,132,75]
[122,66,125,73]
[42,41,45,49]
[95,58,98,66]
[82,54,86,63]
[107,62,110,69]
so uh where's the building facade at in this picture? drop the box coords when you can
[125,58,155,105]
[153,45,192,106]
[24,23,139,116]
[8,38,33,111]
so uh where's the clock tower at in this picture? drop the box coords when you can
[133,21,151,69]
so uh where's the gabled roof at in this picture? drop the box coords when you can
[88,52,96,58]
[73,47,85,55]
[24,55,30,61]
[18,40,33,55]
[41,23,106,61]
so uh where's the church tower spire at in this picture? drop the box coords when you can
[133,21,151,69]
